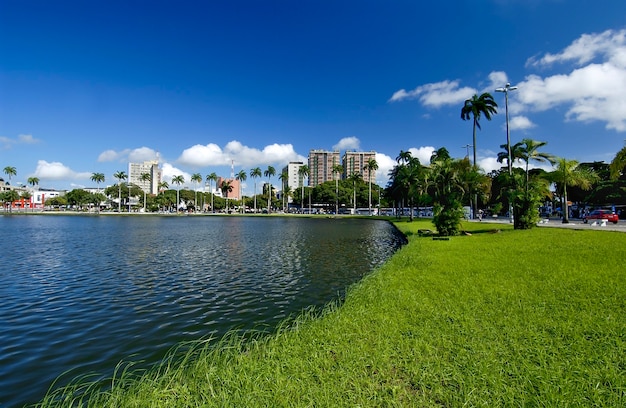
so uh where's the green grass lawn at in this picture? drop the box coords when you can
[39,220,626,407]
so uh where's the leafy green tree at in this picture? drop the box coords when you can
[264,166,276,213]
[609,145,626,180]
[250,167,262,213]
[429,148,467,236]
[171,175,185,211]
[113,171,127,212]
[550,158,598,223]
[388,152,424,221]
[66,189,92,211]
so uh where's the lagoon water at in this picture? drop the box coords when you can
[0,215,405,407]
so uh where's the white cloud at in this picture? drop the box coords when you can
[128,147,160,162]
[98,147,159,163]
[33,160,91,180]
[177,141,305,168]
[408,146,436,164]
[509,115,536,131]
[516,29,626,131]
[98,149,127,162]
[333,136,360,151]
[374,153,396,184]
[161,163,191,185]
[527,29,626,67]
[389,80,476,107]
[0,133,41,149]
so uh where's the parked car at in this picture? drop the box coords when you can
[583,209,619,224]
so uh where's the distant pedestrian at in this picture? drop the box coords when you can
[478,209,483,221]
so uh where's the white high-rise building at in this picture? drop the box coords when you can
[128,160,161,195]
[281,162,305,203]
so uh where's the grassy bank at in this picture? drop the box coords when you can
[38,220,626,407]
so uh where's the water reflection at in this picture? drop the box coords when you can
[0,215,405,407]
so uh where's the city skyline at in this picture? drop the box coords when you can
[2,1,626,196]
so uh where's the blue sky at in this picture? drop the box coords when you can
[1,0,625,194]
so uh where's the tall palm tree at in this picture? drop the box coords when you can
[171,175,185,212]
[236,170,247,213]
[90,173,105,213]
[191,173,202,212]
[461,93,497,218]
[206,172,218,213]
[220,180,233,212]
[3,166,17,212]
[332,164,343,215]
[364,158,378,215]
[113,171,127,212]
[139,172,151,212]
[278,170,289,212]
[461,93,498,168]
[264,166,276,213]
[550,158,597,223]
[250,167,262,213]
[298,164,309,210]
[396,151,412,165]
[347,172,363,213]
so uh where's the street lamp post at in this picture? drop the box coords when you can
[495,82,518,224]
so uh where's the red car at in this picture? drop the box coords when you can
[583,209,619,224]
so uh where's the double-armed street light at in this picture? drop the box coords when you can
[495,82,518,223]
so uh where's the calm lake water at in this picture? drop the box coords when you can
[0,215,405,407]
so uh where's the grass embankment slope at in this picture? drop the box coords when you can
[40,220,626,407]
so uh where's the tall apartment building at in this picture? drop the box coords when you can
[216,177,241,200]
[281,161,305,203]
[343,151,377,184]
[128,160,161,195]
[308,150,341,187]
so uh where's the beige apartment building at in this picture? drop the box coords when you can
[343,150,376,184]
[128,160,161,195]
[308,149,341,187]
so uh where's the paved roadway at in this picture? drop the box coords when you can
[475,217,626,233]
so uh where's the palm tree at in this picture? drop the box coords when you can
[191,173,202,212]
[332,164,343,215]
[140,172,152,212]
[264,166,276,213]
[27,177,40,188]
[389,154,422,221]
[206,172,218,213]
[3,166,17,213]
[278,170,289,212]
[221,180,233,212]
[298,165,309,211]
[461,93,498,168]
[171,175,185,212]
[250,167,262,213]
[113,171,127,212]
[609,145,626,180]
[517,139,556,193]
[364,158,378,215]
[90,173,105,213]
[236,170,247,213]
[550,158,597,223]
[396,150,412,165]
[461,93,498,217]
[347,172,363,213]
